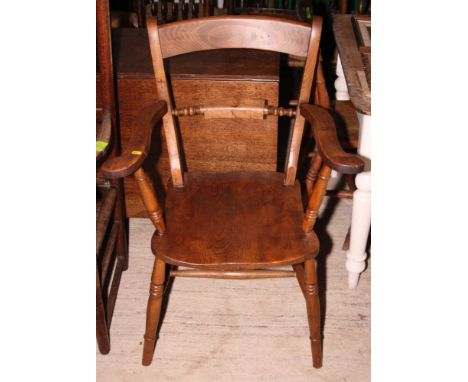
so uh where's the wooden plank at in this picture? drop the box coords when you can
[333,15,371,115]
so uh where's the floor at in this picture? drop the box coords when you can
[97,198,370,382]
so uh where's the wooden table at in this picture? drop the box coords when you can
[97,29,280,217]
[333,14,371,289]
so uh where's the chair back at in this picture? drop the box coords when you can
[146,15,323,186]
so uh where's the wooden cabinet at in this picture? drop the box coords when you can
[97,29,280,217]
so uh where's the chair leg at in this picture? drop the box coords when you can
[303,259,322,368]
[96,268,110,354]
[142,258,166,366]
[292,263,306,299]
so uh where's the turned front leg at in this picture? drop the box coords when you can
[303,165,332,232]
[142,258,166,366]
[133,168,166,235]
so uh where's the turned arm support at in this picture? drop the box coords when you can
[300,104,364,175]
[100,101,167,234]
[101,101,168,179]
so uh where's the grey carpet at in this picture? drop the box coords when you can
[97,198,370,381]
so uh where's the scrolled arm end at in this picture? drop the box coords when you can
[101,101,168,179]
[300,103,364,175]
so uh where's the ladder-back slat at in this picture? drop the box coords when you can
[158,16,312,59]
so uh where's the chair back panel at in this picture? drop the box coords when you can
[146,15,322,187]
[157,16,312,59]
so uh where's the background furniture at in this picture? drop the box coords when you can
[333,14,370,288]
[96,0,129,354]
[96,28,280,217]
[102,15,363,369]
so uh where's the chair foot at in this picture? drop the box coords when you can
[303,259,322,368]
[141,258,166,366]
[311,339,322,368]
[142,336,157,366]
[347,271,360,289]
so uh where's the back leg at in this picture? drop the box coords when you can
[142,258,166,366]
[303,259,322,368]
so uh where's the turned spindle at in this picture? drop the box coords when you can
[172,0,179,21]
[305,152,323,196]
[161,0,168,20]
[303,164,332,233]
[133,168,166,235]
[182,0,189,18]
[192,0,200,17]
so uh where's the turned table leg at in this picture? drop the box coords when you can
[346,112,371,288]
[346,171,371,288]
[334,55,350,101]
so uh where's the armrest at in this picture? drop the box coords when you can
[300,104,364,174]
[101,101,168,179]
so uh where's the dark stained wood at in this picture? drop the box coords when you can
[142,258,166,366]
[96,268,110,354]
[304,258,322,368]
[96,0,128,355]
[100,221,120,282]
[169,49,280,82]
[152,172,319,270]
[300,104,364,174]
[101,101,168,179]
[158,16,314,59]
[333,100,360,150]
[333,14,371,115]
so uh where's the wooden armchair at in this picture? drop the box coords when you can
[102,15,363,368]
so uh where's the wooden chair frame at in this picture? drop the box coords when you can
[96,0,128,354]
[102,15,363,368]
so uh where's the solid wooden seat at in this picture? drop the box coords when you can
[153,172,319,270]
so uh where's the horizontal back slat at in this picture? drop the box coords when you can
[158,16,312,59]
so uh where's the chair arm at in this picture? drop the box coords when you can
[101,101,168,179]
[300,104,364,174]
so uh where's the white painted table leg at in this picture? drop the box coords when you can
[346,112,371,289]
[334,55,350,101]
[346,171,371,288]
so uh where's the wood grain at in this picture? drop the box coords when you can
[333,15,371,115]
[300,104,364,174]
[152,171,319,270]
[158,16,313,59]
